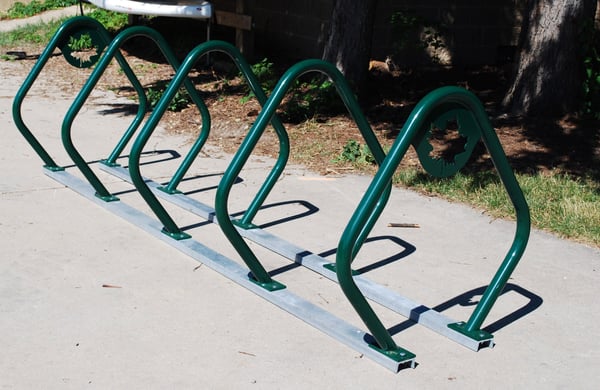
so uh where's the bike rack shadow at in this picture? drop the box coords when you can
[177,173,242,196]
[319,235,416,275]
[59,150,180,170]
[387,283,543,336]
[97,102,140,116]
[255,200,320,229]
[178,199,319,232]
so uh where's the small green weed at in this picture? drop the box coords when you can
[67,32,93,51]
[282,78,343,122]
[250,57,276,87]
[336,139,376,165]
[239,58,277,104]
[146,81,192,112]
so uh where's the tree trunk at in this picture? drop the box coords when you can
[322,0,378,97]
[503,0,597,116]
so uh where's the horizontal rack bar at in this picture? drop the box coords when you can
[46,168,415,372]
[99,163,493,352]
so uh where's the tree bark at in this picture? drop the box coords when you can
[503,0,597,116]
[322,0,378,97]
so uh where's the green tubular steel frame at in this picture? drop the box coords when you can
[12,16,124,172]
[61,24,209,209]
[12,17,210,204]
[97,32,209,174]
[213,59,399,306]
[126,40,291,246]
[12,19,415,370]
[13,18,530,368]
[336,86,531,356]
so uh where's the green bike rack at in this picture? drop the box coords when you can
[213,59,395,290]
[61,24,210,213]
[336,86,531,359]
[14,18,421,371]
[14,19,530,370]
[97,57,416,370]
[12,16,131,172]
[124,40,292,261]
[11,17,208,204]
[212,58,417,361]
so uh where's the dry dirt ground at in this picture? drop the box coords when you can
[3,25,599,180]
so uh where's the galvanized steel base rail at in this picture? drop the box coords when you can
[13,16,530,373]
[98,162,495,354]
[43,168,411,372]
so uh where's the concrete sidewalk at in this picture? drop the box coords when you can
[1,51,599,388]
[0,5,81,32]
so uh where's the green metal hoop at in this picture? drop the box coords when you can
[412,105,480,177]
[59,27,107,68]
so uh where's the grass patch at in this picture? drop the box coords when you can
[85,7,128,31]
[0,6,127,47]
[394,168,600,246]
[289,119,334,162]
[0,0,128,46]
[1,0,78,20]
[0,18,64,45]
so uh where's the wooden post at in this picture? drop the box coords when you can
[214,1,254,59]
[235,0,254,59]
